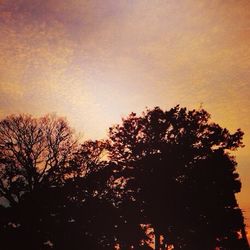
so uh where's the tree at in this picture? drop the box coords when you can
[0,114,77,206]
[0,129,147,250]
[108,106,249,249]
[67,140,150,249]
[1,108,248,250]
[0,114,79,250]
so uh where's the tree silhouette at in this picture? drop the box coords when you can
[0,135,148,250]
[108,106,249,249]
[0,114,78,250]
[68,139,150,249]
[0,114,77,206]
[0,108,249,250]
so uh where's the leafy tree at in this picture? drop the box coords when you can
[108,106,249,249]
[0,137,110,250]
[67,140,150,249]
[0,134,147,250]
[1,108,249,250]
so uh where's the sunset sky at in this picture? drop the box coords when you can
[0,0,250,240]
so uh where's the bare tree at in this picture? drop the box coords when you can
[0,114,77,206]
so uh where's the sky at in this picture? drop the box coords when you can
[0,0,250,241]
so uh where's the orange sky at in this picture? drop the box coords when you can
[0,0,250,241]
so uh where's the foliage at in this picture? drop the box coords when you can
[0,107,249,250]
[108,106,248,249]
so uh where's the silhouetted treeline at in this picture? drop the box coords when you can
[0,106,249,250]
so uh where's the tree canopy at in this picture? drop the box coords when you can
[107,106,248,249]
[0,107,249,250]
[0,114,76,206]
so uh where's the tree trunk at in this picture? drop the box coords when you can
[155,229,160,250]
[241,225,250,249]
[161,236,167,250]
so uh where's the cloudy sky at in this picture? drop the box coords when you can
[0,0,250,239]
